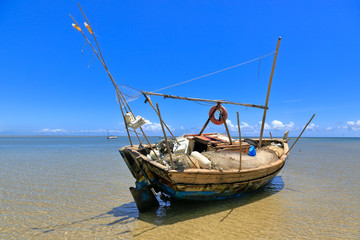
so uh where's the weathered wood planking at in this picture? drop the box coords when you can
[165,161,285,185]
[174,171,280,192]
[119,139,288,200]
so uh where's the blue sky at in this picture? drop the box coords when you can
[0,0,359,137]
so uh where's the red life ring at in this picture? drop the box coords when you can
[209,105,228,125]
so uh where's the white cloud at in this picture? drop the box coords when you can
[258,121,271,130]
[271,120,285,129]
[39,128,115,134]
[40,128,68,133]
[142,119,163,132]
[241,121,255,130]
[225,119,238,131]
[306,123,319,131]
[225,119,296,134]
[345,120,360,131]
[326,127,334,131]
[285,122,295,128]
[265,120,295,130]
[225,120,258,132]
[77,129,107,133]
[38,118,173,135]
[347,121,355,125]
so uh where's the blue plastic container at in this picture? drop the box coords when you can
[249,145,256,156]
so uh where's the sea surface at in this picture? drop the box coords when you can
[1,136,359,239]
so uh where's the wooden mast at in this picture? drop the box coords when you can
[237,112,242,171]
[259,37,281,148]
[71,5,160,157]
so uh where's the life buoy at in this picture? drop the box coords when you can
[209,105,228,125]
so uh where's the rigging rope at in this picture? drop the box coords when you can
[109,51,276,104]
[118,83,142,100]
[192,100,213,106]
[152,51,276,93]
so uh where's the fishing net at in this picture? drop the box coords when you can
[118,84,142,102]
[158,154,198,171]
[202,149,278,170]
[156,148,279,171]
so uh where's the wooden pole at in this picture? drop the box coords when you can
[142,93,198,168]
[259,37,281,148]
[269,132,273,139]
[70,12,160,160]
[156,103,175,169]
[117,88,161,160]
[286,114,315,155]
[199,103,220,135]
[118,96,143,145]
[223,118,233,145]
[117,93,133,146]
[70,14,135,146]
[143,91,267,110]
[78,3,107,66]
[237,112,242,171]
[141,92,179,144]
[142,93,200,168]
[118,88,161,160]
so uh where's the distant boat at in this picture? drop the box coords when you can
[107,130,117,139]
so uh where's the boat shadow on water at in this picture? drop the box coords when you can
[30,176,285,236]
[107,176,284,226]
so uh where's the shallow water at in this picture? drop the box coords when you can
[1,137,359,239]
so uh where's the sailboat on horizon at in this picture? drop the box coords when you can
[107,130,117,140]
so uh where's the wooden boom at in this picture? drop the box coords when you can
[142,91,267,110]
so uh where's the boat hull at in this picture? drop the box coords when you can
[157,170,281,200]
[119,142,287,201]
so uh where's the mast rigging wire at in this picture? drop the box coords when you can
[151,51,276,93]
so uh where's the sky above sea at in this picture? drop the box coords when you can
[0,0,359,137]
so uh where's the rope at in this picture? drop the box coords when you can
[258,58,261,80]
[152,51,276,93]
[192,100,213,106]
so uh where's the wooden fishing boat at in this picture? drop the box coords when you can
[120,136,289,204]
[115,36,288,211]
[70,7,315,212]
